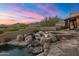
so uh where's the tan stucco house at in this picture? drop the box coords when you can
[65,13,79,30]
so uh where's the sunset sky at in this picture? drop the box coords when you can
[0,3,79,25]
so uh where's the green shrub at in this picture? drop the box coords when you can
[4,27,19,32]
[36,16,61,27]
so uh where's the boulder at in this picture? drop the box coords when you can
[26,44,34,52]
[37,31,45,36]
[25,35,32,41]
[31,40,41,47]
[32,46,43,55]
[34,33,41,41]
[45,32,57,42]
[25,35,33,45]
[37,52,48,56]
[44,32,49,37]
[40,36,46,45]
[43,32,57,43]
[30,33,36,40]
[43,43,50,52]
[16,34,24,41]
[24,34,27,38]
[39,32,57,44]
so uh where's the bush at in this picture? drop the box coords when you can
[37,16,61,27]
[4,27,19,32]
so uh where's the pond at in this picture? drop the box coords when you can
[0,44,33,56]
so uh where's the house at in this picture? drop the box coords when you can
[64,13,79,30]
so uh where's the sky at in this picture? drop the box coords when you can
[0,3,79,25]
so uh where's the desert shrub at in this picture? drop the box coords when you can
[19,24,28,29]
[37,16,61,27]
[3,27,19,32]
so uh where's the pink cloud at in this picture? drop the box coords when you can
[33,4,59,16]
[11,4,45,20]
[0,4,46,24]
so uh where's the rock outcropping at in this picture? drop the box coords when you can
[0,30,78,56]
[15,30,58,55]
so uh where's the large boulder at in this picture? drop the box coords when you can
[16,34,24,41]
[43,43,50,52]
[24,34,27,38]
[32,46,43,55]
[37,31,45,36]
[31,40,41,47]
[25,35,33,45]
[45,32,57,42]
[34,33,41,41]
[39,31,57,44]
[40,36,46,45]
[42,32,57,43]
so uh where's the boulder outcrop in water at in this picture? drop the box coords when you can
[14,30,58,55]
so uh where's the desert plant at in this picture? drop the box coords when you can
[37,16,61,27]
[3,27,19,32]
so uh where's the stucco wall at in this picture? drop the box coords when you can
[77,18,79,26]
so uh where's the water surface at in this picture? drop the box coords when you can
[0,44,33,56]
